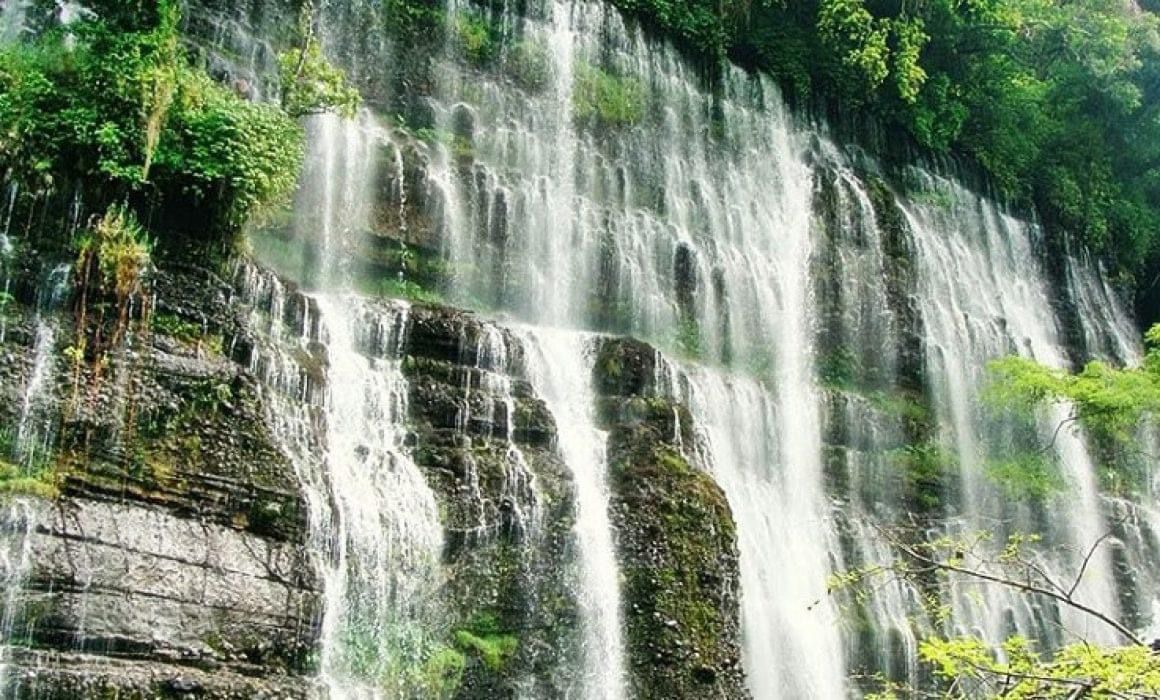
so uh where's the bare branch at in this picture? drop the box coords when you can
[872,523,1144,646]
[1068,525,1121,599]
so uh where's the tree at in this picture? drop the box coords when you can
[835,523,1160,698]
[834,326,1160,697]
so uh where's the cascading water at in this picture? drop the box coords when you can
[241,111,447,698]
[899,169,1125,646]
[0,0,1146,697]
[680,369,847,699]
[465,325,541,536]
[12,264,71,471]
[414,0,1154,694]
[0,499,39,693]
[516,327,627,700]
[426,2,849,694]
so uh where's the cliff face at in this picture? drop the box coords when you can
[1,0,1155,698]
[0,252,747,699]
[0,266,321,699]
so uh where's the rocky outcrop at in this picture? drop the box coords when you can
[402,307,581,699]
[0,248,745,700]
[592,337,748,700]
[0,265,321,699]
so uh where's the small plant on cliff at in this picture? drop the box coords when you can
[506,41,553,93]
[0,458,60,499]
[278,2,362,119]
[69,205,153,398]
[452,612,518,671]
[572,63,646,128]
[75,206,153,306]
[73,206,153,333]
[454,13,498,66]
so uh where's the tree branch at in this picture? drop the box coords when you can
[875,524,1144,646]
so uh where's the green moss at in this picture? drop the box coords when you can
[454,14,498,66]
[452,612,518,671]
[985,453,1065,501]
[819,345,861,389]
[867,389,931,431]
[572,63,646,128]
[507,41,553,93]
[382,0,446,42]
[376,277,443,304]
[0,458,60,499]
[420,645,466,696]
[886,441,956,512]
[152,312,202,342]
[453,629,517,671]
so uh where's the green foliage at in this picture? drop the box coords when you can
[886,441,956,511]
[452,612,518,672]
[819,345,861,388]
[921,635,1160,698]
[506,41,553,93]
[420,645,466,696]
[0,457,59,501]
[154,71,304,231]
[74,206,152,301]
[669,317,703,359]
[382,0,445,42]
[572,63,645,128]
[988,353,1160,443]
[984,452,1065,501]
[0,3,305,241]
[0,459,59,499]
[817,0,891,97]
[376,277,443,304]
[454,13,497,66]
[606,0,744,60]
[609,0,1160,309]
[278,5,361,119]
[0,428,60,499]
[985,329,1160,495]
[151,312,203,343]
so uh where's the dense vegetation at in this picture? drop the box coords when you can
[610,0,1160,323]
[0,0,354,255]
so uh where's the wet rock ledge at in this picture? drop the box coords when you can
[0,266,321,699]
[593,338,749,700]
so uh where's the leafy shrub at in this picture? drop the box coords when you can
[572,63,645,128]
[454,14,497,66]
[0,1,308,244]
[278,6,361,119]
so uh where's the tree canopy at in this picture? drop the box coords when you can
[610,0,1160,324]
[0,0,357,252]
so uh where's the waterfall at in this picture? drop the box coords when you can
[0,0,27,44]
[0,0,1148,697]
[0,500,39,693]
[243,112,447,698]
[427,1,848,694]
[466,325,542,536]
[681,369,847,698]
[517,327,628,700]
[899,169,1124,646]
[12,264,71,470]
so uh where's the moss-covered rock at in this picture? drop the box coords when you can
[0,262,321,698]
[401,306,582,699]
[592,337,749,700]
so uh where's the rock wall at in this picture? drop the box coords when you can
[0,266,321,699]
[592,338,748,700]
[0,251,748,699]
